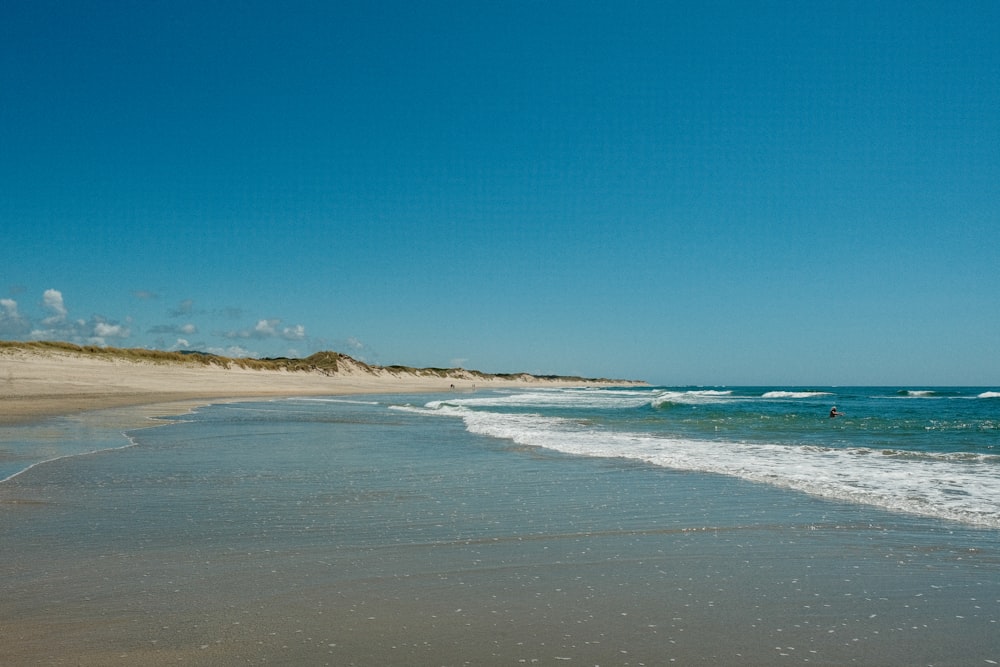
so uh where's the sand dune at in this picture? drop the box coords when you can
[0,342,641,423]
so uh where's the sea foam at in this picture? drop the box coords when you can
[401,389,1000,529]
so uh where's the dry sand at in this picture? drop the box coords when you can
[0,345,630,424]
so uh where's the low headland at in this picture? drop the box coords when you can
[0,340,645,424]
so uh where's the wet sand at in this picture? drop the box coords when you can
[2,351,998,665]
[2,398,998,665]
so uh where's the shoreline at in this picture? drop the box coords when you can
[4,394,997,665]
[3,350,999,665]
[1,345,642,424]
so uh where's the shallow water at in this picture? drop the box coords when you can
[410,386,1000,528]
[2,394,998,665]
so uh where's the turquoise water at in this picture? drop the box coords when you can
[0,408,147,483]
[401,386,1000,528]
[2,388,999,664]
[2,387,998,527]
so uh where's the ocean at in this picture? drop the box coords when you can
[401,386,1000,529]
[2,386,999,665]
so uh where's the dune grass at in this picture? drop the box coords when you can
[0,340,343,373]
[0,340,638,384]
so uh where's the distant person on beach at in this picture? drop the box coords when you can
[829,406,842,418]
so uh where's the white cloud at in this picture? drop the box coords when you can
[17,289,133,346]
[6,288,320,359]
[41,289,67,325]
[149,323,198,335]
[168,338,190,351]
[0,298,29,335]
[340,336,373,362]
[281,324,306,341]
[94,321,129,339]
[254,319,278,337]
[225,318,307,341]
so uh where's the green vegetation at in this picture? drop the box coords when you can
[0,340,640,384]
[0,340,343,373]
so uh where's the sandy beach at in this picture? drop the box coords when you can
[0,344,630,424]
[2,345,998,665]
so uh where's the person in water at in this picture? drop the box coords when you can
[829,406,842,418]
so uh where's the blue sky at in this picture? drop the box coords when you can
[2,1,997,386]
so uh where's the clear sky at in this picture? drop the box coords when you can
[2,1,998,386]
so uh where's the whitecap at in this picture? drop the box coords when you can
[761,391,834,399]
[425,388,656,411]
[427,407,1000,529]
[651,390,735,407]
